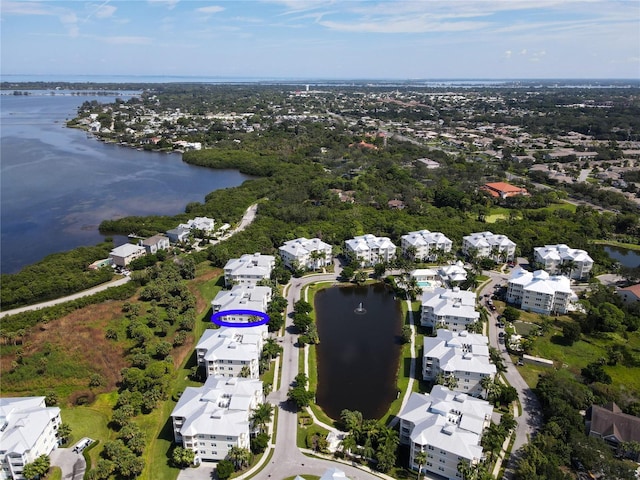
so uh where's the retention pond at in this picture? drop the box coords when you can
[314,283,402,420]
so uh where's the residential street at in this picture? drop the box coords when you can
[477,269,542,479]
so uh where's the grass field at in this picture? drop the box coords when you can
[517,315,640,399]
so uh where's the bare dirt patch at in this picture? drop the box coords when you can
[5,301,130,393]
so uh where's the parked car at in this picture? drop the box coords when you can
[73,438,93,454]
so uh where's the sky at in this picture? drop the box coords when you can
[1,0,639,80]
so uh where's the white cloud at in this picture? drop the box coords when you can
[196,6,225,14]
[95,4,116,19]
[147,0,179,9]
[320,17,489,33]
[504,50,512,59]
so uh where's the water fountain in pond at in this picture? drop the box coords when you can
[354,302,367,314]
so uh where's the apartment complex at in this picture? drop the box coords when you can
[533,244,594,280]
[279,237,332,271]
[506,267,574,315]
[195,326,267,379]
[170,375,263,463]
[422,330,496,397]
[462,231,516,262]
[344,234,397,267]
[211,285,272,321]
[0,397,61,480]
[420,287,479,331]
[398,386,493,480]
[223,253,275,287]
[401,230,453,262]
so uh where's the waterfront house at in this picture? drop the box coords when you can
[141,234,170,254]
[166,226,191,243]
[109,243,146,267]
[398,386,493,480]
[0,397,62,480]
[170,375,263,463]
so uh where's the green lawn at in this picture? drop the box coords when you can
[60,392,117,468]
[520,316,640,397]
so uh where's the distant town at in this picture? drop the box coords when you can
[1,82,639,480]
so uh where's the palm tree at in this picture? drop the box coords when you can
[340,433,357,457]
[481,376,499,402]
[239,365,251,378]
[561,259,577,278]
[250,403,273,434]
[414,450,427,479]
[227,446,251,470]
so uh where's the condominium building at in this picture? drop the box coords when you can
[422,330,496,397]
[108,243,146,267]
[179,216,215,232]
[421,287,479,331]
[279,237,332,271]
[211,285,272,322]
[344,234,397,267]
[461,231,516,262]
[401,230,453,262]
[533,244,594,280]
[195,326,267,379]
[223,253,275,287]
[170,375,263,463]
[398,386,493,480]
[506,267,574,315]
[0,397,61,480]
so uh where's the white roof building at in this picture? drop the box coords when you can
[223,253,275,287]
[279,237,332,271]
[506,267,575,315]
[170,375,263,463]
[401,230,453,262]
[421,287,479,331]
[211,285,272,321]
[533,244,594,280]
[462,231,516,262]
[195,326,267,379]
[0,397,61,480]
[438,261,468,285]
[166,226,191,243]
[109,243,146,267]
[344,234,397,267]
[423,330,496,397]
[179,216,215,232]
[320,468,350,480]
[398,386,493,480]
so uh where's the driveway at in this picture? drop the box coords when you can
[50,448,86,480]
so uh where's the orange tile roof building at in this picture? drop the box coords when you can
[480,182,529,199]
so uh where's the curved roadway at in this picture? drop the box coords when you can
[257,265,386,479]
[477,270,542,479]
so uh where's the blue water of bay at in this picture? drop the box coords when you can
[1,91,251,273]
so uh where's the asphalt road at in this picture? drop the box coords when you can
[50,447,86,480]
[478,270,542,479]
